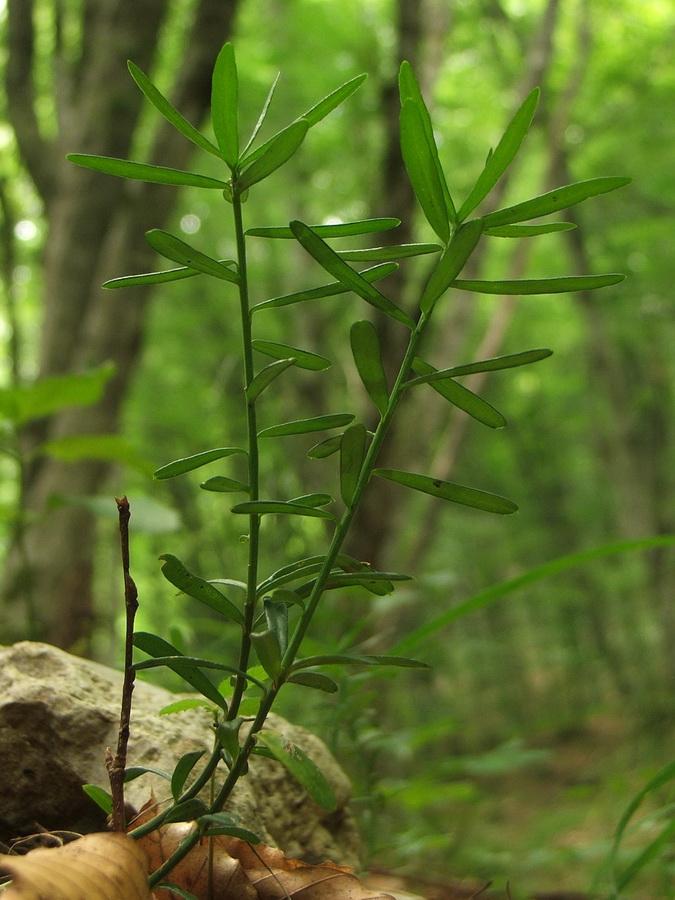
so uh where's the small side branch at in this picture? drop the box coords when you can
[107,496,139,832]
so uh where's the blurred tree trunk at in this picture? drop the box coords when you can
[2,0,240,649]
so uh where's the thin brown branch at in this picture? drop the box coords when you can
[106,496,139,832]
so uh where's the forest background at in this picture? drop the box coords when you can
[1,0,674,895]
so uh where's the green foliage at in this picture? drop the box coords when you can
[68,41,626,886]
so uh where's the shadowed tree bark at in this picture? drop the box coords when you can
[2,0,241,648]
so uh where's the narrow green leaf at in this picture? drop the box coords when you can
[246,359,297,403]
[350,320,389,414]
[264,598,289,656]
[481,176,632,227]
[242,72,280,156]
[252,340,331,371]
[457,88,540,222]
[199,819,260,843]
[146,230,240,283]
[133,633,229,711]
[216,719,243,762]
[82,784,112,815]
[256,731,336,810]
[301,73,368,127]
[307,434,343,459]
[128,61,221,158]
[399,61,455,222]
[317,571,412,592]
[420,219,483,314]
[407,359,506,428]
[290,653,383,670]
[258,413,354,438]
[199,476,250,493]
[409,348,552,381]
[484,222,576,237]
[337,243,442,261]
[289,493,334,507]
[67,154,228,189]
[246,218,400,239]
[287,672,339,693]
[365,654,431,669]
[251,629,282,679]
[159,554,245,626]
[373,468,518,515]
[154,447,246,480]
[452,273,626,294]
[163,799,209,825]
[237,120,309,191]
[400,99,450,243]
[231,500,336,520]
[340,423,367,507]
[103,260,236,290]
[211,42,239,167]
[251,262,398,312]
[171,750,206,801]
[124,765,172,783]
[290,222,414,328]
[159,698,214,716]
[132,650,266,690]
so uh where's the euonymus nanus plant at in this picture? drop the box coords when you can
[69,43,627,885]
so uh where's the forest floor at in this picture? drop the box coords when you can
[368,715,675,900]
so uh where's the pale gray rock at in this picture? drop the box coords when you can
[0,642,361,866]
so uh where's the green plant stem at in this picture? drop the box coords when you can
[229,192,260,719]
[280,310,429,668]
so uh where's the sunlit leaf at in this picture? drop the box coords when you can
[458,88,540,222]
[237,120,309,191]
[128,61,221,158]
[246,359,297,403]
[337,243,441,261]
[246,218,400,239]
[258,413,354,438]
[350,320,388,415]
[407,359,506,428]
[373,468,518,514]
[133,632,229,711]
[301,72,368,127]
[307,434,343,459]
[256,731,336,810]
[252,340,331,371]
[290,222,414,327]
[159,698,214,716]
[102,259,236,289]
[452,273,625,294]
[154,447,246,479]
[420,219,483,314]
[400,99,450,243]
[242,72,280,156]
[481,176,632,227]
[211,42,239,167]
[340,423,367,507]
[82,784,112,815]
[484,222,576,237]
[67,153,228,188]
[171,750,206,800]
[230,500,337,520]
[287,672,339,693]
[409,348,552,381]
[399,61,455,223]
[251,629,282,679]
[251,262,398,312]
[146,230,240,283]
[159,553,245,625]
[200,476,250,493]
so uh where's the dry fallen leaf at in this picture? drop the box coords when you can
[0,832,151,900]
[135,813,394,900]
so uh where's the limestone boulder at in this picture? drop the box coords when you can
[0,642,361,866]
